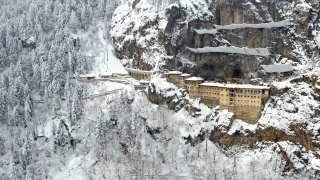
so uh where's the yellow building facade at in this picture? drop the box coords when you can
[166,73,270,124]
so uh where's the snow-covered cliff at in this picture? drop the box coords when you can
[111,0,320,176]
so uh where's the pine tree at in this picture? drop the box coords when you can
[76,52,88,74]
[20,138,31,170]
[0,47,6,67]
[23,84,31,101]
[0,133,4,155]
[9,105,24,127]
[95,111,109,160]
[25,167,34,180]
[41,61,51,85]
[53,60,64,79]
[82,128,91,155]
[69,11,80,32]
[9,77,24,107]
[55,121,70,148]
[120,89,128,104]
[24,95,33,127]
[14,62,24,80]
[51,78,61,96]
[71,90,82,126]
[0,72,9,89]
[9,157,19,180]
[0,89,8,123]
[109,104,119,125]
[81,5,89,30]
[131,106,140,133]
[43,3,53,31]
[130,106,141,152]
[53,95,61,112]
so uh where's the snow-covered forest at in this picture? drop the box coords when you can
[0,0,320,179]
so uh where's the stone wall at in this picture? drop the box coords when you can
[201,98,219,108]
[220,105,261,124]
[168,75,181,85]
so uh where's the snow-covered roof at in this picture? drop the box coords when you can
[167,71,182,75]
[186,77,204,81]
[188,46,270,56]
[139,80,150,83]
[125,68,154,74]
[194,20,291,34]
[79,74,95,78]
[215,20,291,30]
[163,56,174,59]
[180,73,191,77]
[261,64,293,73]
[195,29,218,34]
[100,72,113,76]
[200,83,270,90]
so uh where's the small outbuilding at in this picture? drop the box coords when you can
[258,64,294,81]
[259,64,293,73]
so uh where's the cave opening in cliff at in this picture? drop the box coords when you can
[232,69,244,78]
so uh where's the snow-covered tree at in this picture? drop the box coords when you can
[69,11,80,32]
[109,104,119,126]
[0,89,8,123]
[25,167,34,180]
[0,72,9,89]
[41,61,51,85]
[71,89,82,126]
[0,133,5,155]
[9,105,24,127]
[0,47,7,67]
[20,137,32,170]
[82,128,91,155]
[9,77,24,107]
[95,110,110,160]
[9,157,19,180]
[24,95,33,127]
[55,121,70,148]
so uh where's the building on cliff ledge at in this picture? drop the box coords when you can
[164,71,191,87]
[186,78,269,124]
[165,73,270,124]
[125,68,154,81]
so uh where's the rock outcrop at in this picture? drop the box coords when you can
[111,0,320,81]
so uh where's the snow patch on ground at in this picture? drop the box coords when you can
[228,120,257,135]
[150,76,180,98]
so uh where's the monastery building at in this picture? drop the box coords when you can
[165,71,270,124]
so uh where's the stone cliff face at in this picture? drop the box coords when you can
[211,124,319,171]
[111,0,320,81]
[112,0,320,172]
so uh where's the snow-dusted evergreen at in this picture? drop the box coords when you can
[0,0,319,179]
